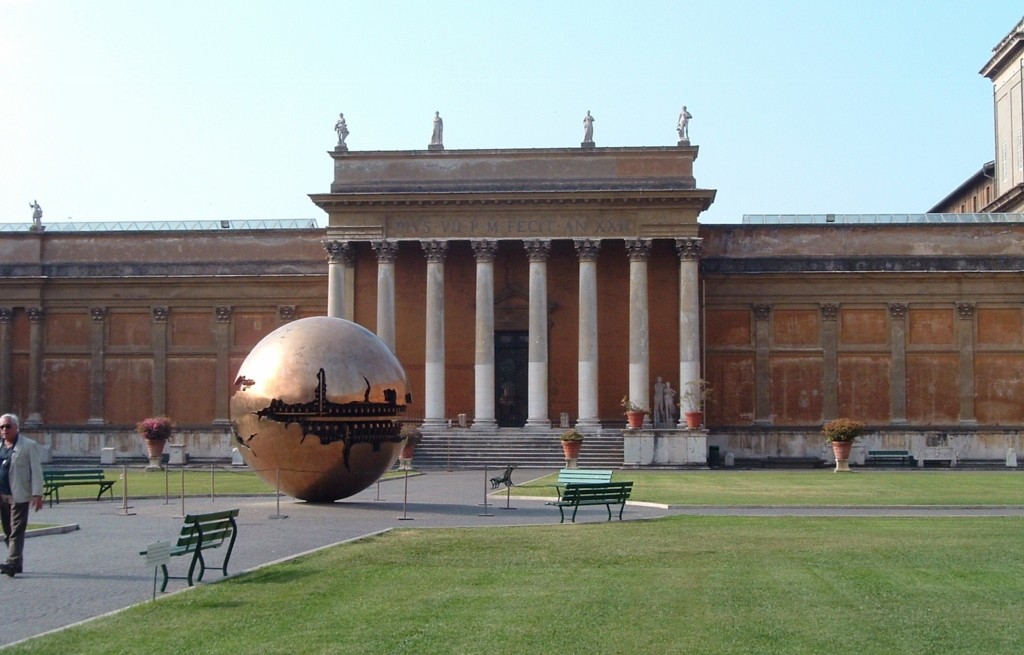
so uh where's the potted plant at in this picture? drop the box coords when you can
[136,416,173,470]
[681,380,712,429]
[560,428,584,464]
[398,423,422,470]
[620,396,649,429]
[823,417,864,472]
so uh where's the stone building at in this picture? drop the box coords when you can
[2,16,1023,466]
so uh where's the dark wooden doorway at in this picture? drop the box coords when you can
[495,331,528,427]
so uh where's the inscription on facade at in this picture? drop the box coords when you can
[387,215,637,239]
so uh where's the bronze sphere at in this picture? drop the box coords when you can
[230,316,411,502]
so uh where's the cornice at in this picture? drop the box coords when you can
[310,189,716,211]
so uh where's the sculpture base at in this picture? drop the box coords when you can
[623,430,707,467]
[428,143,444,151]
[580,141,595,148]
[335,143,349,152]
[677,139,690,146]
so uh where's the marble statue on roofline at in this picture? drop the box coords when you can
[334,113,349,149]
[582,110,595,145]
[430,111,443,147]
[29,200,42,227]
[677,105,692,142]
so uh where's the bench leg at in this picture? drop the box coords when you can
[160,563,170,593]
[605,503,613,521]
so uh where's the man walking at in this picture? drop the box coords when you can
[0,414,44,577]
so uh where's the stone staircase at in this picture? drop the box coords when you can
[410,428,625,470]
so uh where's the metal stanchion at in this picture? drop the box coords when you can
[174,467,185,518]
[501,482,516,510]
[374,478,385,502]
[397,468,413,520]
[120,464,135,516]
[163,466,170,505]
[269,467,287,519]
[479,467,493,517]
[210,463,215,502]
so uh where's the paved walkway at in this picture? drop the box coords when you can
[2,469,1022,648]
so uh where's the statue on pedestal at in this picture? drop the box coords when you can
[677,105,692,142]
[582,110,595,145]
[334,113,349,149]
[430,111,444,148]
[29,200,42,228]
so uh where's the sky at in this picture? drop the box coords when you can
[1,0,1022,226]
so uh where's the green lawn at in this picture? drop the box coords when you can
[8,516,1024,654]
[516,470,1024,506]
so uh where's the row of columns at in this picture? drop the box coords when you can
[323,237,704,429]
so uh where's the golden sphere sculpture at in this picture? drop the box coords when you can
[230,316,411,502]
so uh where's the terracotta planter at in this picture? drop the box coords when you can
[684,411,704,429]
[561,440,582,461]
[831,440,853,472]
[145,438,166,470]
[625,411,645,429]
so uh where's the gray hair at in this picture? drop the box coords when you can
[0,414,19,430]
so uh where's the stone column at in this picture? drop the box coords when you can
[525,239,551,428]
[820,303,839,420]
[422,241,448,429]
[626,239,652,424]
[25,307,44,426]
[676,238,703,426]
[753,304,772,425]
[575,239,601,428]
[213,306,232,425]
[322,240,353,320]
[151,306,169,417]
[956,301,977,424]
[889,302,908,424]
[371,241,398,352]
[88,307,107,425]
[0,308,11,412]
[471,240,498,429]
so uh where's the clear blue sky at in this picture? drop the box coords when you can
[1,1,1021,225]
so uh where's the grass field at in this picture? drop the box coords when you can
[7,515,1024,654]
[46,467,1024,507]
[517,469,1024,506]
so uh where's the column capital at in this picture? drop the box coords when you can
[820,303,839,320]
[470,239,498,262]
[421,240,448,263]
[215,306,232,323]
[322,239,354,265]
[956,301,975,319]
[625,239,652,261]
[152,306,169,322]
[675,237,703,260]
[753,304,772,321]
[574,238,601,262]
[90,306,108,322]
[888,302,908,319]
[371,240,399,263]
[0,308,12,323]
[524,239,551,262]
[26,307,44,322]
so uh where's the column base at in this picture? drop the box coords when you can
[471,419,498,430]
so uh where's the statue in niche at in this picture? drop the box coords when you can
[430,111,443,146]
[582,110,595,143]
[677,105,692,141]
[334,113,349,147]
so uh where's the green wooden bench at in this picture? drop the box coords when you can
[42,469,116,507]
[867,450,916,466]
[547,481,633,523]
[554,468,613,494]
[140,508,240,592]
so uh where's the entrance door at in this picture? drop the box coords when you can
[495,331,528,427]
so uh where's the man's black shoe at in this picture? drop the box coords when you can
[0,563,16,577]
